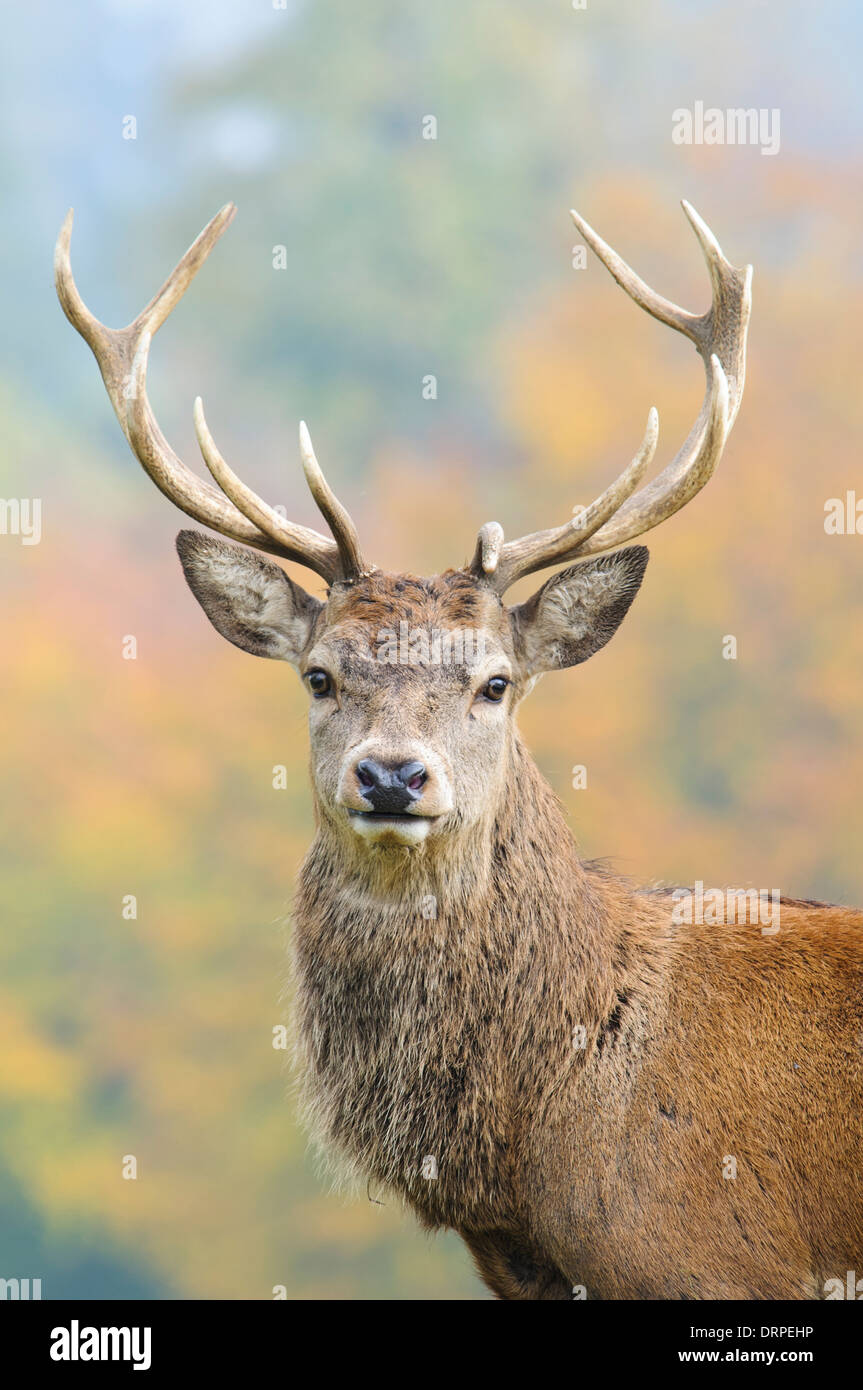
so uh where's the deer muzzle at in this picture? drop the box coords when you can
[337,743,453,846]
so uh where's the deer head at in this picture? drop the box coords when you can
[55,203,751,852]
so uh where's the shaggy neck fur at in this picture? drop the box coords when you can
[291,733,628,1231]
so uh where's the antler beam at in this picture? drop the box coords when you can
[470,202,752,593]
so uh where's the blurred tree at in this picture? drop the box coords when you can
[2,0,863,1301]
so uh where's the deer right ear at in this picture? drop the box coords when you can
[176,531,322,666]
[510,546,649,677]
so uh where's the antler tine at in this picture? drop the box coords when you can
[55,207,366,586]
[470,521,505,577]
[471,203,752,593]
[568,205,701,344]
[192,399,339,576]
[299,422,369,579]
[480,408,660,590]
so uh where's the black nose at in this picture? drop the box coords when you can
[356,759,427,813]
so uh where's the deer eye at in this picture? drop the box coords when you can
[306,669,333,698]
[481,676,509,703]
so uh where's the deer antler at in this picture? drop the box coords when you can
[54,205,368,585]
[470,201,752,593]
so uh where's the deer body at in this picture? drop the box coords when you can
[290,591,862,1301]
[56,201,862,1299]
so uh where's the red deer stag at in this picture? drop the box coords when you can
[56,202,862,1300]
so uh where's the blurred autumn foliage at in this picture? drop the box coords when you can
[1,0,862,1299]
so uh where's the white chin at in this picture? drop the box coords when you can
[349,814,433,847]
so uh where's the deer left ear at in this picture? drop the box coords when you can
[176,530,322,666]
[510,546,648,676]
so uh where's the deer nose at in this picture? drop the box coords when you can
[356,758,427,813]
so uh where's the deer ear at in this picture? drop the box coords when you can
[176,530,322,666]
[510,546,648,675]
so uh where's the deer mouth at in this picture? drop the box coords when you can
[346,808,438,846]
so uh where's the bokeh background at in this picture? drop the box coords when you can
[2,0,862,1299]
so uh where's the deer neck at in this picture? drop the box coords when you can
[292,735,625,1219]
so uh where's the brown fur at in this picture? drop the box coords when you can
[293,742,863,1300]
[176,537,863,1300]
